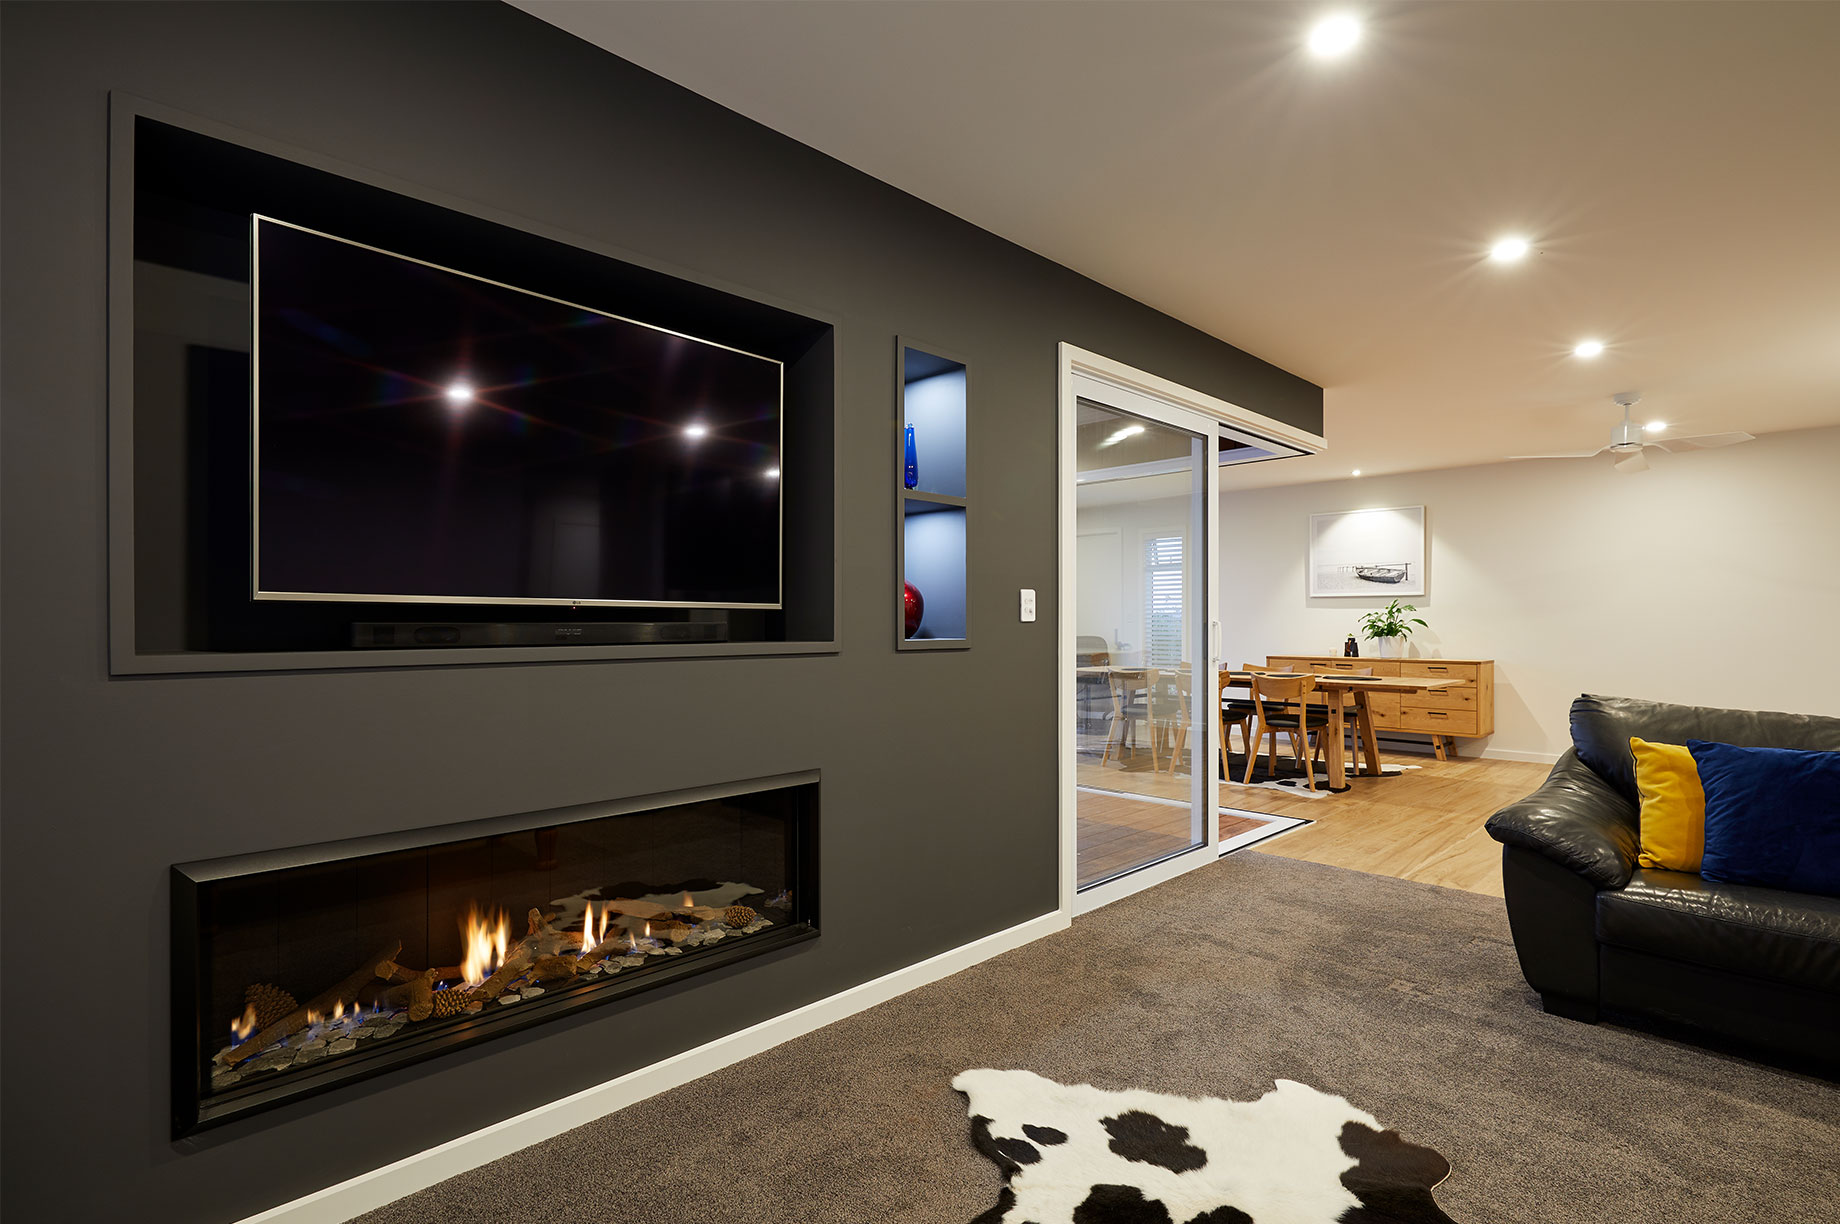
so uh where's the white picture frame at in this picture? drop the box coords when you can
[1309,505,1426,598]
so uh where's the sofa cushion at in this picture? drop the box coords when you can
[1596,869,1840,994]
[1570,695,1840,804]
[1691,740,1840,897]
[1631,737,1706,873]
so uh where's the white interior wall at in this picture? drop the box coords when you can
[1075,492,1192,664]
[1216,425,1840,760]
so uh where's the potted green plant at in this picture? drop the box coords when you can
[1358,599,1427,659]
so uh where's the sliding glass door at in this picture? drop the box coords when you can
[1072,391,1218,907]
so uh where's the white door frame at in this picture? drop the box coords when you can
[1058,343,1325,916]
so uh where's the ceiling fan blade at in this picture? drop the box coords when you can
[1650,431,1755,452]
[1614,450,1650,474]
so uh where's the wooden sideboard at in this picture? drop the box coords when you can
[1265,654,1495,761]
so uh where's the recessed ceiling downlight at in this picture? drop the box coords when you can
[1573,339,1605,358]
[1489,237,1531,263]
[1307,13,1362,59]
[1645,421,1666,433]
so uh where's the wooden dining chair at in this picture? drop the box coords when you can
[1149,668,1191,776]
[1339,666,1375,774]
[1076,639,1112,735]
[1243,672,1331,791]
[1102,668,1151,767]
[1218,670,1257,767]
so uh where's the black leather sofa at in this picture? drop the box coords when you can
[1485,694,1840,1068]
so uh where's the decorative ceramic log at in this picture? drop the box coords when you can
[383,970,436,1021]
[520,908,577,958]
[579,934,628,965]
[223,940,401,1066]
[466,948,534,1005]
[528,954,580,983]
[377,961,464,986]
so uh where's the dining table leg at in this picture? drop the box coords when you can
[1355,691,1382,776]
[1325,699,1348,790]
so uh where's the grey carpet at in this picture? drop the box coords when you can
[355,852,1840,1224]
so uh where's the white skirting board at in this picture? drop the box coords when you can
[1476,747,1562,764]
[1366,734,1561,766]
[233,908,1069,1224]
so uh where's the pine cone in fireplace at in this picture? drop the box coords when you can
[431,987,471,1019]
[245,983,297,1031]
[723,905,758,929]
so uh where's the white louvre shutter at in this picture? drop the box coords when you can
[1143,534,1185,666]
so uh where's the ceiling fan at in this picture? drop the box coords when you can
[1508,393,1754,473]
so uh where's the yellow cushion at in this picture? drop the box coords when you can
[1631,737,1707,873]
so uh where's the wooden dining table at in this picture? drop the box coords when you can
[1077,665,1461,792]
[1219,669,1463,791]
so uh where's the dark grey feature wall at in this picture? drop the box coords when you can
[0,3,1321,1221]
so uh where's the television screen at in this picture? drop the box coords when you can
[252,216,782,608]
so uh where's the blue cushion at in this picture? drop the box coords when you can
[1690,740,1840,897]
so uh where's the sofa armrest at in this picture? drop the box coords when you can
[1484,748,1639,890]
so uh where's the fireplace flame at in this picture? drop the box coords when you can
[581,902,595,957]
[644,921,651,939]
[683,891,694,908]
[333,1000,345,1022]
[626,931,638,952]
[597,905,609,946]
[461,903,510,987]
[231,1003,258,1044]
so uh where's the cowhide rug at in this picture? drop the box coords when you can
[954,1070,1457,1224]
[1220,757,1423,797]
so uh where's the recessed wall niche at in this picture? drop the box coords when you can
[115,108,838,674]
[895,340,969,650]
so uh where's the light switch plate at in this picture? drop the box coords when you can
[1019,588,1037,622]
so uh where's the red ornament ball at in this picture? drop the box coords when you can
[903,582,924,638]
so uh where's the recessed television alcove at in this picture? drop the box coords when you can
[114,107,838,673]
[171,773,818,1136]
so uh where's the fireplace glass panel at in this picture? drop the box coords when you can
[175,778,816,1133]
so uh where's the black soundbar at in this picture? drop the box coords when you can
[352,621,729,648]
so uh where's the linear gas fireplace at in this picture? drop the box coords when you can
[171,773,818,1135]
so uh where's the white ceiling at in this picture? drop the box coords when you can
[517,0,1840,489]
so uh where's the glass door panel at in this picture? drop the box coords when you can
[1073,398,1212,894]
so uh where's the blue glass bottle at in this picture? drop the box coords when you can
[903,424,919,489]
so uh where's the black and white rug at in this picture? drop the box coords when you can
[955,1069,1457,1224]
[1221,754,1422,796]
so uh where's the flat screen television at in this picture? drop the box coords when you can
[252,216,783,609]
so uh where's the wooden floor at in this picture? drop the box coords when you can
[1076,789,1276,888]
[1076,747,1550,897]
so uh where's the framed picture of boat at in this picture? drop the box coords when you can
[1308,505,1426,598]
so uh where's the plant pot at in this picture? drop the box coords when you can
[1373,635,1403,658]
